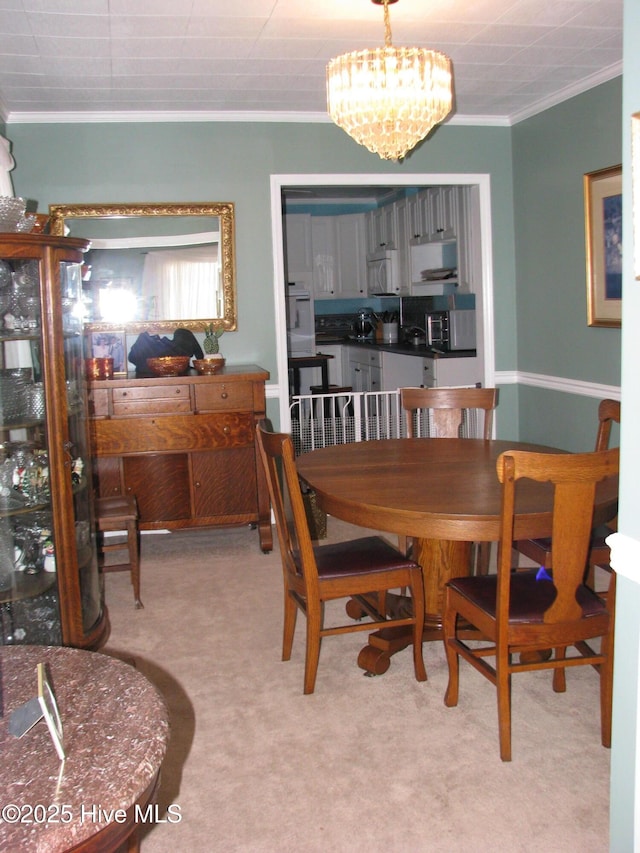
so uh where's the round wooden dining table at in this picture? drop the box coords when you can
[296,438,619,674]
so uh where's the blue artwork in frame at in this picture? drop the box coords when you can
[603,192,622,300]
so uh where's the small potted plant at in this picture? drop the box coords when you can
[203,323,224,360]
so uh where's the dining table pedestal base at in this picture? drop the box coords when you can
[356,537,474,676]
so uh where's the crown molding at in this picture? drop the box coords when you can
[2,65,622,128]
[508,61,622,125]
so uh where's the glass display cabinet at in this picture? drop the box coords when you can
[0,234,108,649]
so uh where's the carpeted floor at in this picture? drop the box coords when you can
[102,520,610,853]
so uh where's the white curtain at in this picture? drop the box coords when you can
[141,245,219,321]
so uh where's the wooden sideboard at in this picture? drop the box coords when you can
[88,364,272,552]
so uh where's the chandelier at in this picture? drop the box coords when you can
[326,0,453,162]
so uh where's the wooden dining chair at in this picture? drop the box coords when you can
[513,398,620,590]
[443,446,619,761]
[400,386,498,440]
[256,420,427,694]
[400,386,499,574]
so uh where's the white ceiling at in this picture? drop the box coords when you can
[0,0,623,125]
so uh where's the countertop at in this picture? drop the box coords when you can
[315,335,476,359]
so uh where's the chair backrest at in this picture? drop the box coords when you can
[496,447,619,623]
[400,386,498,439]
[595,398,621,451]
[256,420,318,589]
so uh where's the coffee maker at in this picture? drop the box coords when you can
[353,308,375,339]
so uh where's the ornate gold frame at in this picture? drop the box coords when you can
[584,166,622,328]
[48,202,237,333]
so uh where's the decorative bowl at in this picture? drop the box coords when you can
[146,356,190,377]
[193,357,226,374]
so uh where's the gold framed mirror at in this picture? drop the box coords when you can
[48,202,237,333]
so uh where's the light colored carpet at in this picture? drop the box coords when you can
[103,520,610,853]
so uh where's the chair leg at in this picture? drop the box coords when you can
[443,589,460,707]
[600,630,614,748]
[127,519,143,608]
[282,591,297,662]
[552,647,567,693]
[496,651,512,762]
[410,573,427,683]
[600,575,616,748]
[303,601,323,695]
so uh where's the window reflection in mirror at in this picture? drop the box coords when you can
[48,203,236,333]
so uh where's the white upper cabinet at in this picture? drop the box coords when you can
[311,217,338,297]
[284,213,313,285]
[394,197,411,293]
[366,205,397,254]
[407,186,460,244]
[308,213,368,299]
[335,213,367,299]
[284,187,473,297]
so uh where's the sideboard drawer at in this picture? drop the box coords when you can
[94,412,254,455]
[112,384,191,416]
[195,381,253,412]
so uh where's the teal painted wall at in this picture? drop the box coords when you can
[7,121,515,409]
[512,77,622,450]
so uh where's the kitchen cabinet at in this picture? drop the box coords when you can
[284,213,313,285]
[454,185,478,294]
[335,213,367,298]
[0,234,106,649]
[88,365,272,552]
[365,205,397,254]
[348,348,381,393]
[307,215,367,299]
[381,351,424,391]
[311,217,338,297]
[394,198,411,294]
[423,186,458,242]
[421,354,481,388]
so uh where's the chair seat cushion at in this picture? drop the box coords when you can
[447,569,607,623]
[296,536,419,580]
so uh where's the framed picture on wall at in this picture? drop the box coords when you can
[90,330,127,374]
[584,164,622,328]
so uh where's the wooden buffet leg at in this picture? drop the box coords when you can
[357,538,473,676]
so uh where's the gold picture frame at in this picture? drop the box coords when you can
[584,165,622,328]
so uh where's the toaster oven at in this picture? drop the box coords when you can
[426,309,476,351]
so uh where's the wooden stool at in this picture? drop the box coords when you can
[96,495,142,608]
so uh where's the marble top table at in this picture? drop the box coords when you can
[0,645,169,852]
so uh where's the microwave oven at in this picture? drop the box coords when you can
[426,309,476,351]
[367,249,400,295]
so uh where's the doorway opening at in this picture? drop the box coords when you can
[270,174,495,432]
